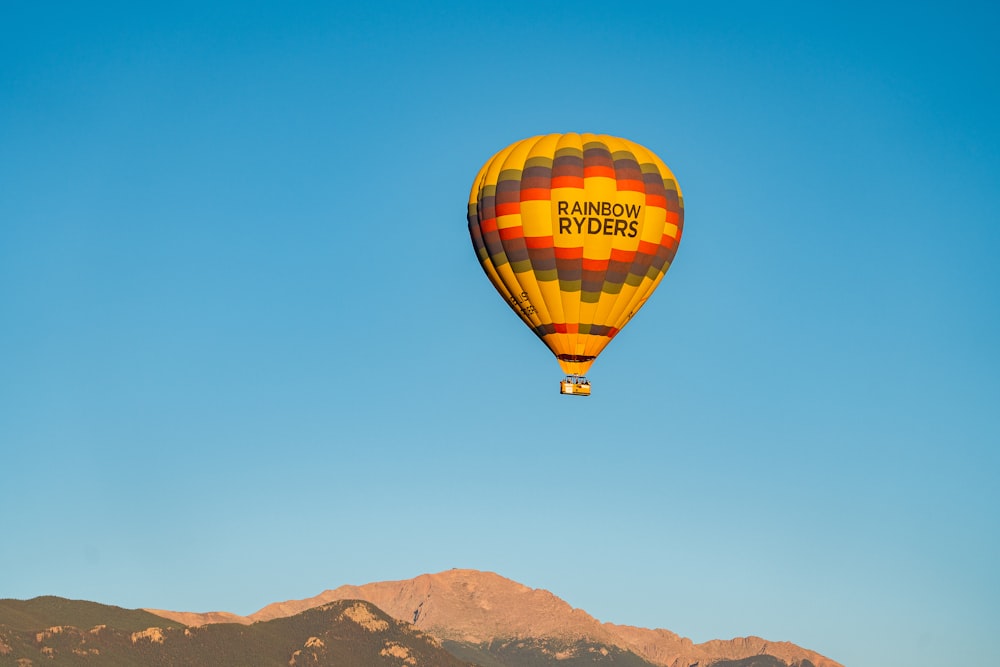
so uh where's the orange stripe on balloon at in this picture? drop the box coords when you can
[499,226,524,241]
[495,203,520,216]
[637,240,660,255]
[520,188,551,201]
[554,246,584,259]
[584,165,616,179]
[615,179,645,192]
[610,248,636,262]
[645,194,667,208]
[525,236,554,249]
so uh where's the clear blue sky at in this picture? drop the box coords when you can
[2,3,997,666]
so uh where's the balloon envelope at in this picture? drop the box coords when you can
[468,133,684,378]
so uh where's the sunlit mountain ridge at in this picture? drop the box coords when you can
[146,568,842,667]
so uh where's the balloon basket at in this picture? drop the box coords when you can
[560,376,591,396]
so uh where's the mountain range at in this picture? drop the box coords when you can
[2,569,841,667]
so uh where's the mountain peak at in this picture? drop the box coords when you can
[248,568,594,644]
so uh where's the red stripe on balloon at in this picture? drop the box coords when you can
[551,176,584,188]
[645,194,667,208]
[520,188,551,201]
[584,165,616,179]
[495,202,520,216]
[554,246,584,259]
[499,226,524,241]
[525,236,554,249]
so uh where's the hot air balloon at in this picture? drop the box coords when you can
[467,133,684,396]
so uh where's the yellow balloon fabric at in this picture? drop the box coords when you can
[468,133,684,377]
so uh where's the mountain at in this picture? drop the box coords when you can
[149,568,842,667]
[0,597,471,667]
[0,596,184,634]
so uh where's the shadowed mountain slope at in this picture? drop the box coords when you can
[0,597,472,667]
[0,596,184,634]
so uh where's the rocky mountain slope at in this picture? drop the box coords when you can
[0,597,471,667]
[149,568,841,667]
